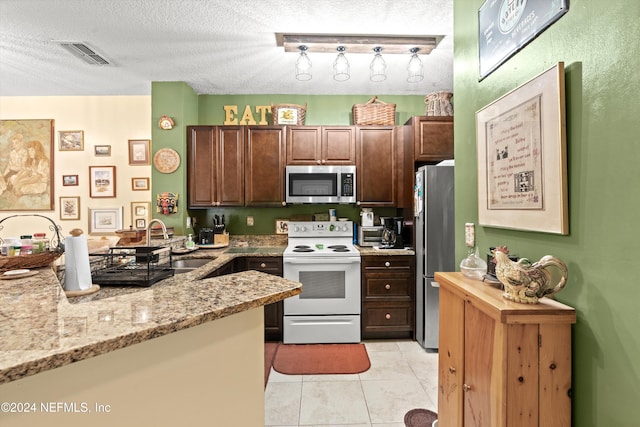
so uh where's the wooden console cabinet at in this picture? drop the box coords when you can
[436,272,576,427]
[361,255,415,339]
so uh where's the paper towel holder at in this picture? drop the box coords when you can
[64,228,101,298]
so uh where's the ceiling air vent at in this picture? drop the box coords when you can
[56,42,110,65]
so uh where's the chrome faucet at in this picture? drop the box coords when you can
[147,219,169,246]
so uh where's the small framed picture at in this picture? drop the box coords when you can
[88,207,123,234]
[59,130,84,151]
[275,219,289,234]
[131,201,151,221]
[59,196,80,220]
[62,174,79,186]
[136,218,146,229]
[131,177,150,191]
[89,166,116,198]
[128,139,151,165]
[94,145,111,156]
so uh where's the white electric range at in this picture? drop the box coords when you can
[282,221,361,344]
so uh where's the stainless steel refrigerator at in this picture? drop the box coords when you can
[415,162,455,349]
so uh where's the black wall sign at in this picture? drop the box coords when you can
[478,0,569,80]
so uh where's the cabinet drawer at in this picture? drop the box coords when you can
[362,256,413,271]
[363,304,412,327]
[245,257,282,275]
[363,276,412,299]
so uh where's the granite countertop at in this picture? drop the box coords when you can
[0,246,300,385]
[356,246,415,256]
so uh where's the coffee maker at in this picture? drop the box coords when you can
[380,217,404,249]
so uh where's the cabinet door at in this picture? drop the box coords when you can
[245,256,283,342]
[217,127,245,206]
[438,286,465,427]
[322,126,355,164]
[287,126,321,164]
[356,126,396,206]
[414,117,454,161]
[464,302,502,427]
[187,126,217,207]
[245,126,286,206]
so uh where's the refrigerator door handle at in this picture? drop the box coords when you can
[430,281,440,288]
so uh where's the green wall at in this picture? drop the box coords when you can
[454,1,639,425]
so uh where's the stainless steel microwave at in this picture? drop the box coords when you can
[285,165,356,204]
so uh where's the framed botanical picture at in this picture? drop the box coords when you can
[59,196,80,220]
[131,201,150,221]
[0,119,55,211]
[94,145,111,156]
[89,166,116,198]
[131,177,149,191]
[136,218,146,229]
[275,219,289,234]
[88,207,123,234]
[128,139,150,165]
[62,174,78,186]
[59,130,84,151]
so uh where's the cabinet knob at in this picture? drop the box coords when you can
[316,159,321,164]
[385,313,391,320]
[448,366,456,373]
[260,263,266,268]
[281,201,287,206]
[463,384,472,392]
[384,261,391,267]
[385,284,391,290]
[321,159,326,164]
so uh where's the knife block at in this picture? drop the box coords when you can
[214,232,229,247]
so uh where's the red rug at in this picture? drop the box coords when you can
[272,343,370,375]
[264,342,279,387]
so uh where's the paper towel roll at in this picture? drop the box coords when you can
[64,230,92,291]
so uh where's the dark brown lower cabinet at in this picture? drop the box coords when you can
[361,255,415,339]
[244,257,283,342]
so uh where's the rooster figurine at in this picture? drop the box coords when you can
[493,247,568,304]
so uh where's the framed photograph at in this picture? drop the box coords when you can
[478,0,569,80]
[59,130,84,151]
[94,145,111,156]
[88,207,123,234]
[62,174,78,186]
[275,219,289,235]
[476,62,568,234]
[0,119,55,211]
[131,177,150,191]
[59,196,80,220]
[128,139,150,165]
[275,107,298,125]
[136,218,146,229]
[131,201,151,221]
[89,166,116,198]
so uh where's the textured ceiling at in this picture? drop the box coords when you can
[0,0,453,96]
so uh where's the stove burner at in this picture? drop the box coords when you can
[328,245,348,249]
[295,245,311,249]
[293,248,315,252]
[332,248,351,252]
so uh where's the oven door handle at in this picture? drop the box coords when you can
[284,258,361,265]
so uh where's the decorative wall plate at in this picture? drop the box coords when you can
[158,115,174,130]
[153,148,180,173]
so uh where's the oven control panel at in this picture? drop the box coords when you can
[289,221,353,237]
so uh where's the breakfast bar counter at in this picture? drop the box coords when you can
[0,251,301,426]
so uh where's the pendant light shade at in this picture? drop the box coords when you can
[333,46,350,81]
[295,45,312,81]
[370,47,386,82]
[407,47,424,82]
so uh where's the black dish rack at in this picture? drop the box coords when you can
[90,246,174,287]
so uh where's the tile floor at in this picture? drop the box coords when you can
[265,340,438,426]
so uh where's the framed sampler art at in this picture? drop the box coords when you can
[476,62,567,234]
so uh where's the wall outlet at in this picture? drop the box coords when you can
[186,217,192,229]
[465,223,475,247]
[247,216,254,226]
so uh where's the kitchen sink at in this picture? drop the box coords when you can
[171,258,214,274]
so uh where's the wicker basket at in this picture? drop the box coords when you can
[352,96,396,125]
[271,103,307,125]
[0,251,63,273]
